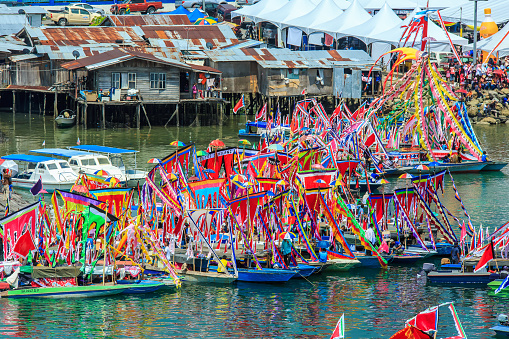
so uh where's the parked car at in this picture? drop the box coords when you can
[235,0,259,7]
[110,0,163,15]
[62,3,105,15]
[49,6,102,26]
[216,3,239,23]
[180,0,227,9]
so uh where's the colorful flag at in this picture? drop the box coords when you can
[406,306,438,334]
[474,241,494,273]
[11,229,36,258]
[0,202,39,260]
[301,88,306,96]
[30,177,43,196]
[42,140,45,147]
[255,103,267,121]
[233,94,245,114]
[495,276,509,294]
[330,314,345,339]
[77,137,81,145]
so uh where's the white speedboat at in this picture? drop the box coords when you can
[1,154,78,192]
[31,148,127,184]
[71,145,146,187]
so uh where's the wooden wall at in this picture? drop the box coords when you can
[92,59,180,102]
[209,61,258,94]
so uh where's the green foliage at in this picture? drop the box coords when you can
[90,16,106,26]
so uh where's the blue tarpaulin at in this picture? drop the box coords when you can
[72,145,137,154]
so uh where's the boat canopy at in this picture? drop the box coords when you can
[246,121,290,129]
[30,148,90,158]
[31,266,82,279]
[72,145,138,154]
[1,154,56,163]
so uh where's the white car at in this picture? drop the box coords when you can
[62,3,105,15]
[180,0,227,9]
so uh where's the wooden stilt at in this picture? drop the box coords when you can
[28,93,32,117]
[84,102,88,129]
[102,103,106,129]
[141,103,151,128]
[136,103,140,129]
[53,90,58,118]
[12,91,15,114]
[43,94,46,116]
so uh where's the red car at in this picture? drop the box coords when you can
[110,0,163,15]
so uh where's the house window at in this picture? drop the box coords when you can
[128,73,136,89]
[150,73,166,89]
[112,73,120,89]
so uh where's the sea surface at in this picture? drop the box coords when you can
[0,112,508,338]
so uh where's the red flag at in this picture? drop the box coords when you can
[301,88,306,95]
[460,222,467,244]
[364,131,376,148]
[233,94,245,114]
[474,241,494,272]
[378,240,389,253]
[11,230,36,258]
[406,307,438,334]
[390,326,433,339]
[324,33,334,46]
[255,103,267,121]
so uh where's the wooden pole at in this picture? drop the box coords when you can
[54,90,58,118]
[141,103,151,128]
[28,93,32,117]
[101,103,106,129]
[176,103,180,127]
[12,91,15,115]
[84,101,88,129]
[43,94,46,116]
[136,103,140,129]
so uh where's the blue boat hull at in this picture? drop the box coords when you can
[355,255,393,268]
[290,265,316,278]
[236,269,296,283]
[491,325,509,337]
[391,255,423,265]
[427,272,492,285]
[117,280,164,294]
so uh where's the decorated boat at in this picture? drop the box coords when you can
[0,284,129,299]
[116,280,165,294]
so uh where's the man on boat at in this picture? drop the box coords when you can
[391,241,404,255]
[2,168,11,198]
[217,255,230,274]
[481,151,488,162]
[450,242,461,264]
[281,238,292,267]
[318,247,328,263]
[365,224,376,256]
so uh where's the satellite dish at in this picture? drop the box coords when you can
[18,9,26,15]
[206,42,214,50]
[72,50,80,59]
[22,48,30,54]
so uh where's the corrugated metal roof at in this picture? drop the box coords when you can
[107,14,191,26]
[204,48,375,69]
[0,4,46,15]
[61,48,192,71]
[25,27,144,46]
[0,15,26,37]
[9,53,43,62]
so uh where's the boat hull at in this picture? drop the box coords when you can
[491,325,509,337]
[178,270,237,284]
[1,284,128,299]
[482,161,508,171]
[290,264,316,278]
[355,255,393,268]
[324,259,361,271]
[236,268,296,283]
[391,255,424,265]
[11,179,74,193]
[407,162,487,174]
[55,116,76,128]
[116,280,165,294]
[427,271,492,285]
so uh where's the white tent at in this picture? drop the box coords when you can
[363,0,416,11]
[314,0,372,38]
[231,0,288,21]
[340,3,402,43]
[254,0,317,28]
[431,0,509,26]
[475,22,509,57]
[282,0,344,34]
[332,0,352,10]
[413,0,468,10]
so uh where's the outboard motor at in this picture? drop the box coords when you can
[498,314,508,326]
[417,263,436,279]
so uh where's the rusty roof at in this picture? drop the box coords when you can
[190,64,221,74]
[106,14,191,27]
[7,85,52,91]
[205,48,375,69]
[61,48,191,71]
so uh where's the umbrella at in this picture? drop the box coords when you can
[231,174,246,182]
[377,179,389,184]
[196,150,208,156]
[238,139,251,146]
[311,164,325,170]
[493,69,506,76]
[194,17,217,25]
[106,177,121,186]
[314,179,326,184]
[330,180,344,187]
[267,191,276,197]
[428,161,441,167]
[94,170,110,177]
[268,144,284,151]
[203,169,215,174]
[414,164,429,171]
[209,139,225,148]
[398,173,414,179]
[456,89,468,94]
[317,241,330,249]
[279,232,297,240]
[147,158,160,164]
[170,141,185,147]
[276,180,287,186]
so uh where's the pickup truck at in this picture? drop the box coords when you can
[110,0,163,15]
[49,6,103,26]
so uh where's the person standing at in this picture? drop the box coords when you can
[281,238,292,267]
[450,241,461,264]
[2,169,11,199]
[365,224,376,256]
[192,83,197,99]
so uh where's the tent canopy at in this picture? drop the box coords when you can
[332,0,352,10]
[363,0,417,11]
[188,9,205,23]
[340,3,402,43]
[169,5,190,15]
[231,0,288,21]
[314,0,372,38]
[254,0,317,28]
[282,0,344,34]
[432,0,509,26]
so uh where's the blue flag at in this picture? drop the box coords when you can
[495,276,509,294]
[30,178,43,196]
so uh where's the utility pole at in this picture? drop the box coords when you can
[470,0,488,65]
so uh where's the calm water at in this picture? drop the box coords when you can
[0,113,508,338]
